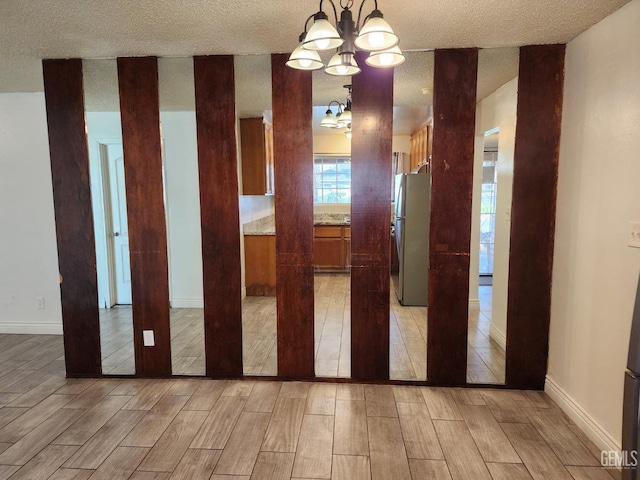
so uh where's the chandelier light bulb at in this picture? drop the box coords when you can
[368,31,386,49]
[286,44,324,71]
[325,52,361,76]
[354,11,398,52]
[379,52,394,65]
[365,46,406,68]
[314,38,331,50]
[302,14,343,51]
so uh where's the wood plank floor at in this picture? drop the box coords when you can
[99,274,505,382]
[0,339,617,479]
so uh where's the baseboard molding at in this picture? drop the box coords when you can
[170,297,204,309]
[469,298,480,310]
[545,375,621,452]
[0,322,63,335]
[489,324,507,351]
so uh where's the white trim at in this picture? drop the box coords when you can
[170,297,204,309]
[469,298,480,310]
[242,286,247,300]
[489,324,507,350]
[545,375,621,452]
[0,322,63,335]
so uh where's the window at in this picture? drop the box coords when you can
[313,156,351,204]
[479,154,497,275]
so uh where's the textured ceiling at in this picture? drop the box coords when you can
[1,0,629,133]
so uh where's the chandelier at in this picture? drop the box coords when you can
[320,85,352,129]
[286,0,405,76]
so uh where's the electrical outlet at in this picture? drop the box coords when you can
[36,296,45,309]
[143,330,155,347]
[630,222,640,248]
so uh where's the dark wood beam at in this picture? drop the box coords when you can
[193,55,243,377]
[506,44,565,390]
[427,48,478,386]
[271,53,315,378]
[350,51,394,381]
[42,58,102,376]
[117,56,172,376]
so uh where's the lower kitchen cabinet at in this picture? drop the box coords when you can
[244,235,276,296]
[314,225,350,271]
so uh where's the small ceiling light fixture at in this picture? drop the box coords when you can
[288,0,404,77]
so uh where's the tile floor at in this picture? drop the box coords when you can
[100,274,506,383]
[0,335,619,479]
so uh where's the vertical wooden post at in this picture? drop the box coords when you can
[350,51,394,381]
[506,44,565,390]
[43,58,102,376]
[271,53,315,378]
[427,48,478,385]
[117,56,172,376]
[193,55,243,377]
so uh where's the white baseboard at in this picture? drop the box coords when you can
[489,324,507,350]
[545,375,621,452]
[469,298,480,310]
[0,322,63,335]
[170,297,204,308]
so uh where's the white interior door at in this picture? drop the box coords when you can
[107,143,132,304]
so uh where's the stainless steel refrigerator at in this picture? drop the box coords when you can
[391,172,430,306]
[622,272,640,479]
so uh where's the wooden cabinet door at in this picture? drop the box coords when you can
[343,227,351,268]
[244,235,276,296]
[314,226,343,269]
[240,117,274,195]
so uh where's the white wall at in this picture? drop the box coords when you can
[160,112,203,308]
[86,111,205,309]
[0,92,62,333]
[471,78,518,343]
[547,0,640,451]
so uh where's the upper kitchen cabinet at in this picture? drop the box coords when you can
[240,117,274,195]
[409,120,432,171]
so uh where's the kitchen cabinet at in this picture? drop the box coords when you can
[240,117,274,195]
[314,225,351,271]
[410,121,432,171]
[244,235,276,296]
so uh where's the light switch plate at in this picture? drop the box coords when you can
[629,222,640,248]
[143,330,155,347]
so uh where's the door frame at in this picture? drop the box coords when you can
[97,138,123,308]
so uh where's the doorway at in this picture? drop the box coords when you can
[479,132,499,285]
[99,140,132,306]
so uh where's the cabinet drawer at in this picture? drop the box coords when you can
[343,227,351,238]
[314,226,342,238]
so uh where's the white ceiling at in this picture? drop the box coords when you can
[0,0,629,134]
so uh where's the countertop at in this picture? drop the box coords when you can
[243,213,350,235]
